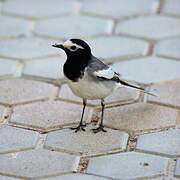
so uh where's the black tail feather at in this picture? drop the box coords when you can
[119,79,145,91]
[119,79,157,97]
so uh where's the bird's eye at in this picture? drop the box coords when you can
[70,45,77,50]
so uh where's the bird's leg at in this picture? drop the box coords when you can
[92,99,107,133]
[70,99,87,132]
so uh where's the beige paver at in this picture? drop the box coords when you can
[82,0,158,18]
[34,16,113,39]
[155,38,180,60]
[177,112,180,128]
[0,105,5,122]
[44,125,128,157]
[59,84,138,106]
[0,0,180,179]
[111,57,180,84]
[0,125,38,153]
[10,101,92,131]
[40,173,110,180]
[148,80,180,109]
[0,78,54,105]
[0,16,30,39]
[162,0,180,16]
[23,56,66,79]
[0,176,22,180]
[116,15,180,40]
[0,149,79,178]
[147,177,165,180]
[0,37,59,61]
[136,128,180,156]
[175,158,180,178]
[103,103,177,132]
[0,58,18,77]
[0,2,2,13]
[86,36,148,60]
[87,152,168,179]
[2,0,76,19]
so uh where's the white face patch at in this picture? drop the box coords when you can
[63,40,84,52]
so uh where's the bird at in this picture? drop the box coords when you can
[52,39,155,133]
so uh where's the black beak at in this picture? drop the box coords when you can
[52,44,64,49]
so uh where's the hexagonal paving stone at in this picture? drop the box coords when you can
[59,84,138,106]
[87,152,168,179]
[86,36,148,60]
[44,125,128,157]
[155,38,180,60]
[40,173,109,180]
[0,58,18,77]
[82,0,158,18]
[0,16,30,39]
[0,149,79,178]
[136,128,180,156]
[0,176,22,180]
[172,178,180,180]
[175,159,180,178]
[116,15,180,40]
[34,16,113,39]
[0,125,38,153]
[0,78,54,105]
[177,111,180,127]
[148,80,180,108]
[111,57,180,84]
[23,56,66,79]
[148,178,165,180]
[103,103,177,132]
[2,0,76,19]
[10,101,92,131]
[0,2,2,12]
[0,37,59,61]
[162,0,180,16]
[0,105,5,120]
[172,177,180,180]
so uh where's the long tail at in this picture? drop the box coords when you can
[119,79,157,97]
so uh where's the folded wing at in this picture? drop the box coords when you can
[87,56,156,97]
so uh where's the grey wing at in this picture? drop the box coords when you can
[86,56,150,94]
[87,56,119,81]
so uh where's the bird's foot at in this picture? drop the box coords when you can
[92,125,107,133]
[70,123,86,133]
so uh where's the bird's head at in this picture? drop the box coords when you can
[52,39,92,60]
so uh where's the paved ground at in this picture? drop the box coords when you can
[0,0,180,179]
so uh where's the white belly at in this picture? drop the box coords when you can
[66,76,118,100]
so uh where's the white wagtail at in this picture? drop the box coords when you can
[52,39,154,133]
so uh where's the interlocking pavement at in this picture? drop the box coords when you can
[0,0,180,179]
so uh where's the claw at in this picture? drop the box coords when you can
[70,123,86,132]
[92,125,107,133]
